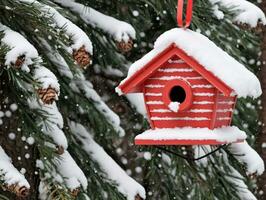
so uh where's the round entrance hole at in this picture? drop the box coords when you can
[169,86,186,103]
[162,79,193,111]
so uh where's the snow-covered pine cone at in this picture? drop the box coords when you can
[13,55,25,69]
[116,38,133,53]
[135,194,143,200]
[6,184,29,198]
[56,145,65,155]
[38,86,57,105]
[72,46,91,69]
[237,22,264,34]
[70,188,80,197]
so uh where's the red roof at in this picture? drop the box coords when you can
[118,43,233,97]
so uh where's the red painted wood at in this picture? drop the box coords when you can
[215,112,232,118]
[145,79,211,86]
[216,95,236,101]
[212,91,237,128]
[192,96,215,102]
[144,87,215,94]
[144,95,215,102]
[147,104,214,110]
[160,63,191,68]
[210,89,219,129]
[227,95,237,126]
[155,71,200,77]
[171,47,233,96]
[149,112,213,118]
[216,103,235,109]
[191,88,216,93]
[143,88,165,93]
[119,43,233,96]
[143,87,155,129]
[117,43,241,145]
[162,79,193,111]
[135,139,244,145]
[119,44,177,93]
[214,120,231,128]
[153,120,211,129]
[143,60,216,129]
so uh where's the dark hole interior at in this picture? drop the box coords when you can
[169,86,186,103]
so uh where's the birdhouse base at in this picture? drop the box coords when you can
[134,126,246,146]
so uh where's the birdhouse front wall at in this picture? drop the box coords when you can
[143,56,236,129]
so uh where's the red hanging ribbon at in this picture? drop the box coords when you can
[177,0,193,28]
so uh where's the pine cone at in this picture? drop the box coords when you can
[116,38,133,53]
[13,55,25,69]
[38,87,57,105]
[135,194,143,200]
[6,184,29,198]
[248,172,257,180]
[236,22,264,34]
[56,145,65,155]
[70,188,80,197]
[72,46,91,69]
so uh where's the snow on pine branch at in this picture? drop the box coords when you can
[18,0,93,54]
[222,151,257,200]
[33,65,60,93]
[54,0,136,42]
[55,151,87,190]
[38,152,87,195]
[195,147,257,200]
[227,167,257,200]
[228,141,264,175]
[69,121,146,200]
[0,145,30,189]
[70,74,125,136]
[0,23,38,72]
[40,39,74,79]
[31,66,87,191]
[28,65,68,148]
[210,0,266,27]
[28,98,68,149]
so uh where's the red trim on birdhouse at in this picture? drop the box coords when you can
[162,79,193,111]
[118,43,233,96]
[134,138,244,145]
[120,44,177,93]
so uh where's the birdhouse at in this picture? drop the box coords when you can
[116,28,261,146]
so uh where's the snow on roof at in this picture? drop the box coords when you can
[120,28,261,98]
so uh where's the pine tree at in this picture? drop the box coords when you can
[0,0,143,199]
[0,0,265,200]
